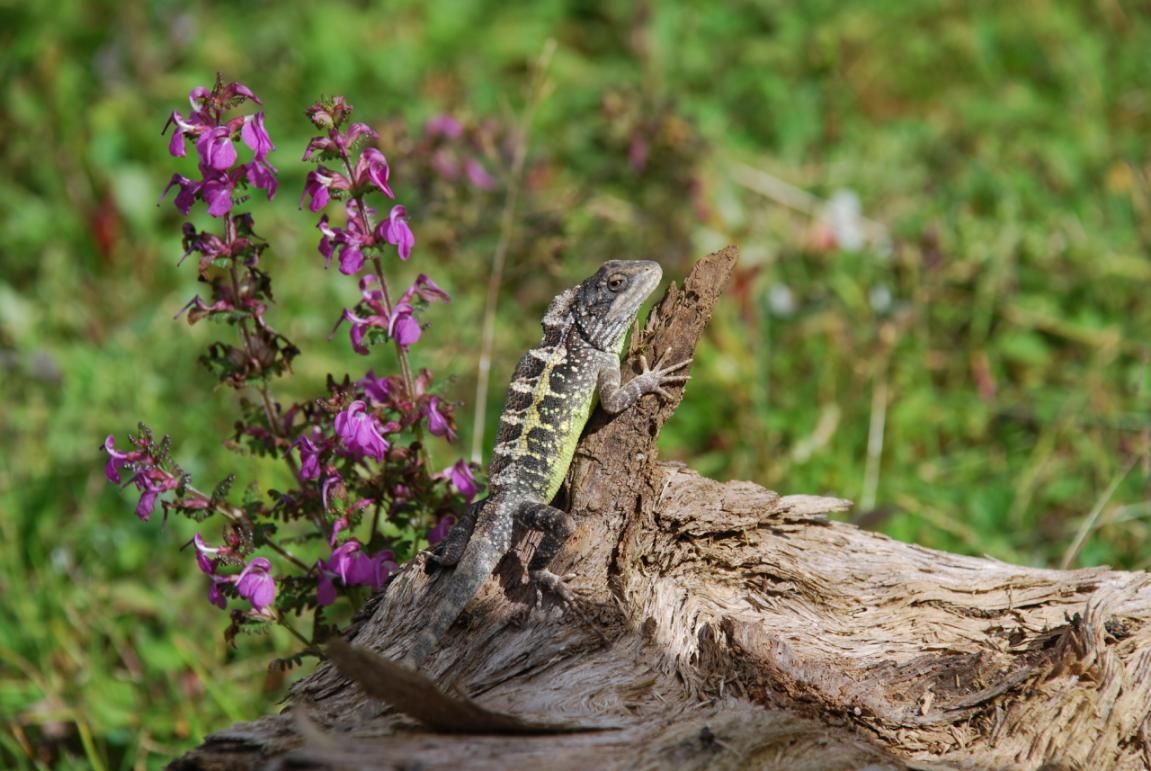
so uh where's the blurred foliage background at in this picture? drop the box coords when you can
[4,0,1151,767]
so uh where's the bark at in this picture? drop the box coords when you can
[174,247,1151,770]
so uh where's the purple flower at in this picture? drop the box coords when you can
[322,473,342,511]
[103,434,178,521]
[206,581,227,610]
[465,158,496,190]
[380,205,414,260]
[628,135,649,172]
[192,534,231,609]
[241,112,275,161]
[192,533,219,574]
[426,114,463,139]
[328,516,349,547]
[127,466,179,522]
[160,174,202,215]
[230,83,258,103]
[314,200,374,274]
[156,79,279,222]
[133,474,163,520]
[331,282,384,352]
[359,148,393,198]
[185,85,212,109]
[246,159,278,199]
[294,435,324,481]
[316,214,340,267]
[332,273,447,354]
[334,309,374,355]
[299,118,375,163]
[428,515,455,546]
[235,557,276,611]
[102,435,138,484]
[327,540,363,584]
[443,459,479,501]
[401,274,451,305]
[177,223,227,264]
[431,149,459,180]
[316,567,338,606]
[387,303,422,350]
[334,400,390,461]
[165,108,209,158]
[201,169,236,217]
[160,79,275,218]
[315,539,396,605]
[167,117,191,158]
[302,168,337,212]
[424,396,456,441]
[196,126,238,171]
[358,370,392,403]
[349,548,397,590]
[346,122,378,144]
[339,241,364,274]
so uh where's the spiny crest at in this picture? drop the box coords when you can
[542,286,578,331]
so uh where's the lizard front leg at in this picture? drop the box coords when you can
[598,347,692,413]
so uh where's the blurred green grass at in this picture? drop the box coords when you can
[3,0,1151,766]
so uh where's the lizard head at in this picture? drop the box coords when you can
[573,259,663,351]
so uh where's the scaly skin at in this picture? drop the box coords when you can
[404,260,689,667]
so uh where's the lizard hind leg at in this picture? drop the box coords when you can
[518,500,576,605]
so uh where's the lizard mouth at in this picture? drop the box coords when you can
[627,260,663,298]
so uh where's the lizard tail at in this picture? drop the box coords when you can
[403,538,501,668]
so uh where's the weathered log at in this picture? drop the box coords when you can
[174,247,1151,770]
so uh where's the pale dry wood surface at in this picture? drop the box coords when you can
[174,247,1151,770]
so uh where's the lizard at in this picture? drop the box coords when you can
[403,259,690,668]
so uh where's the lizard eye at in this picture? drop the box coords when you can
[607,274,627,292]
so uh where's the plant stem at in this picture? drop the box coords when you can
[224,217,300,477]
[368,254,428,474]
[276,617,312,647]
[369,502,383,547]
[1060,456,1138,569]
[263,539,313,574]
[470,39,555,464]
[183,481,313,573]
[368,255,417,400]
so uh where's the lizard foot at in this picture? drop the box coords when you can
[530,569,576,609]
[637,348,693,401]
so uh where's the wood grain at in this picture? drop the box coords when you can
[174,246,1151,771]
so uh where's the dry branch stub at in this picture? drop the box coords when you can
[174,247,1151,771]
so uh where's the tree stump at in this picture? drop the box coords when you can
[174,247,1151,770]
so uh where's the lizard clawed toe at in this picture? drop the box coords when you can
[635,347,693,402]
[531,569,576,609]
[656,349,693,373]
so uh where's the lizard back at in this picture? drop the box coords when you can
[487,294,611,503]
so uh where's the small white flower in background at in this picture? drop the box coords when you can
[869,283,893,314]
[824,189,865,252]
[767,284,796,317]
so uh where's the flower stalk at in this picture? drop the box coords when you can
[103,81,482,657]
